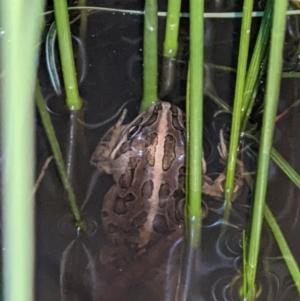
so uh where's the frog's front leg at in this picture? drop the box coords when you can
[213,129,245,200]
[90,108,128,174]
[202,130,244,201]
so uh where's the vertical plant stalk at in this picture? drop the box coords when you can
[53,0,82,110]
[163,0,181,58]
[187,0,204,248]
[224,0,254,212]
[161,0,182,94]
[178,4,204,299]
[141,0,158,111]
[35,82,85,230]
[1,1,45,301]
[246,2,288,299]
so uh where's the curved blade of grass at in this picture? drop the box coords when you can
[141,0,158,111]
[53,0,82,110]
[45,22,87,95]
[204,69,232,114]
[224,0,254,214]
[187,0,204,248]
[245,2,288,299]
[271,148,300,189]
[35,81,85,230]
[46,21,62,95]
[264,205,300,292]
[1,1,45,301]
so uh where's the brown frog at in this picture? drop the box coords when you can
[87,102,244,300]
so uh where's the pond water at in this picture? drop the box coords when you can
[35,1,300,300]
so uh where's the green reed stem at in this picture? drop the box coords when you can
[160,0,182,94]
[1,1,44,301]
[271,148,300,189]
[141,0,158,111]
[246,2,288,299]
[264,205,300,292]
[163,0,181,58]
[187,0,204,247]
[224,0,254,212]
[53,0,82,110]
[241,0,272,124]
[35,82,85,230]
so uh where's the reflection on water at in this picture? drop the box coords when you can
[36,1,300,300]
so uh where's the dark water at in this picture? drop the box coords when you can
[35,1,300,300]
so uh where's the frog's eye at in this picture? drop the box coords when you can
[127,125,141,140]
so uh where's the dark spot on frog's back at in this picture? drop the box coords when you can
[124,239,139,252]
[102,210,108,218]
[107,223,120,233]
[119,169,134,189]
[145,133,158,167]
[126,228,140,237]
[142,103,162,127]
[131,211,148,228]
[112,193,135,215]
[170,104,184,131]
[153,214,172,235]
[158,183,170,208]
[173,188,184,202]
[178,166,185,187]
[141,179,154,199]
[124,193,135,202]
[162,134,176,171]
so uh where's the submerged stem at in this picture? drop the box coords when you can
[35,82,85,230]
